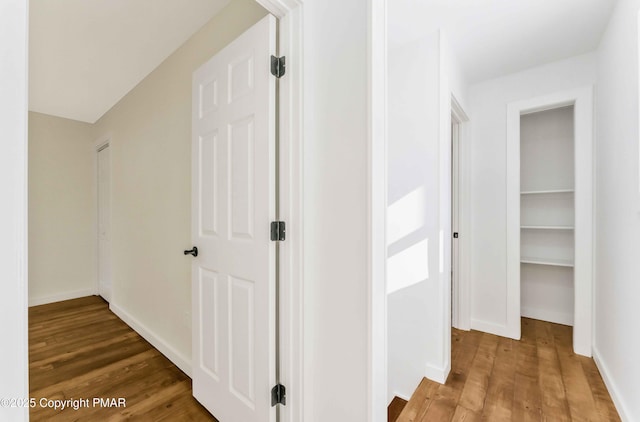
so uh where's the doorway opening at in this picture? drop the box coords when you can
[97,140,111,303]
[506,87,594,356]
[519,105,575,332]
[451,116,459,327]
[451,96,469,331]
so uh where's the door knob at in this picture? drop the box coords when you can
[184,247,198,257]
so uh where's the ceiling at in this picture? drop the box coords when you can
[388,0,617,84]
[29,0,231,123]
[30,1,618,122]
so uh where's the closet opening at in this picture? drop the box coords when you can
[519,105,575,332]
[506,87,593,356]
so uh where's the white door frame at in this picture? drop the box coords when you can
[95,134,112,301]
[506,86,594,356]
[0,1,29,420]
[253,1,304,421]
[258,1,390,419]
[451,96,470,331]
[369,0,387,420]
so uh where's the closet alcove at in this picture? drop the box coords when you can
[506,87,594,356]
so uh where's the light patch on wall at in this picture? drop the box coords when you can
[387,187,427,245]
[387,239,429,294]
[439,229,444,274]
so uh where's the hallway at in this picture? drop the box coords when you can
[29,296,216,421]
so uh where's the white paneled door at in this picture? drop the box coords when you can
[191,15,277,422]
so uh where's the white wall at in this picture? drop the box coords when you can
[386,30,468,400]
[387,33,442,400]
[594,0,640,420]
[0,0,29,420]
[468,53,597,337]
[29,112,96,306]
[441,32,469,113]
[302,0,371,419]
[91,0,268,374]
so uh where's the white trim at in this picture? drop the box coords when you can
[451,95,471,331]
[424,361,450,385]
[458,115,472,331]
[94,134,112,303]
[254,0,299,18]
[368,0,387,421]
[506,87,594,356]
[451,95,469,122]
[593,347,632,422]
[110,302,192,377]
[252,2,304,422]
[438,41,451,387]
[94,133,111,150]
[470,318,511,338]
[506,102,522,341]
[29,289,97,307]
[451,120,460,329]
[391,392,411,403]
[573,87,595,357]
[0,1,29,419]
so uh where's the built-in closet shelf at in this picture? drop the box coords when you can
[521,225,574,230]
[520,257,574,267]
[520,189,574,195]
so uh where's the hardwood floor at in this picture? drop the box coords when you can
[388,396,408,422]
[31,298,621,421]
[29,296,216,421]
[394,318,620,422]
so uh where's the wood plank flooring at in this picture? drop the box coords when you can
[388,396,409,422]
[29,296,217,421]
[393,318,620,422]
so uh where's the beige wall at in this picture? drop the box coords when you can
[29,111,95,305]
[91,0,268,371]
[29,0,267,371]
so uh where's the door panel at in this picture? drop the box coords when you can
[199,132,219,236]
[192,14,276,422]
[229,116,255,239]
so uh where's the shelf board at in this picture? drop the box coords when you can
[521,225,574,230]
[521,189,574,195]
[521,257,574,267]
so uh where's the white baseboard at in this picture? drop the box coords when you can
[109,302,192,378]
[593,346,632,422]
[391,391,411,402]
[470,318,513,339]
[521,306,573,327]
[29,288,97,307]
[424,361,449,385]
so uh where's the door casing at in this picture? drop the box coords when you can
[451,96,470,331]
[94,134,112,301]
[252,2,303,422]
[96,140,112,302]
[505,86,594,356]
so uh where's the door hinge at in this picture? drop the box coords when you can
[271,221,286,241]
[271,55,286,78]
[271,383,286,406]
[453,232,459,239]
